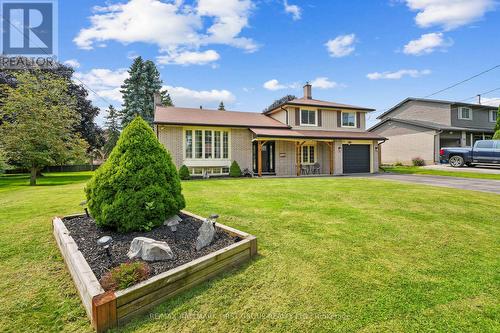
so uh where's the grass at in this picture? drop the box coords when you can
[382,165,500,180]
[0,172,499,332]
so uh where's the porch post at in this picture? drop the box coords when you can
[326,141,333,175]
[295,142,300,176]
[257,141,263,177]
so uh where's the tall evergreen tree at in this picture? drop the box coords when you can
[160,88,174,106]
[104,105,121,157]
[218,101,225,110]
[120,57,164,127]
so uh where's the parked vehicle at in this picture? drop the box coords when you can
[440,140,500,167]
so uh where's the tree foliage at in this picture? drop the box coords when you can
[0,148,7,174]
[0,71,87,185]
[120,57,164,127]
[104,105,121,157]
[160,88,174,107]
[229,161,242,177]
[218,101,225,111]
[493,130,500,140]
[85,117,185,232]
[0,60,104,152]
[495,106,500,133]
[263,95,297,112]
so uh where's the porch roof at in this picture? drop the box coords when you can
[250,128,386,140]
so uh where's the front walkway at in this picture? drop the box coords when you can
[369,173,500,194]
[422,164,500,174]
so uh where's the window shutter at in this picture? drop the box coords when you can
[295,108,300,125]
[337,111,342,127]
[318,109,322,127]
[356,112,361,128]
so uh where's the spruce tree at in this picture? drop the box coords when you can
[218,101,225,110]
[85,116,185,232]
[104,105,121,157]
[160,88,174,106]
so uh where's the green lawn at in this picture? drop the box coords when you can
[0,172,499,332]
[382,165,500,180]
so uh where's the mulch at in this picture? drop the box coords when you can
[63,213,238,280]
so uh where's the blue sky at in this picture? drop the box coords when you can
[56,0,500,126]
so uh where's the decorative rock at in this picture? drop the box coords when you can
[127,237,174,261]
[164,215,182,231]
[195,219,216,251]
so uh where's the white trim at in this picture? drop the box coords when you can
[300,143,317,164]
[183,127,231,161]
[489,110,498,123]
[458,107,472,120]
[341,111,357,128]
[299,109,318,127]
[340,140,374,173]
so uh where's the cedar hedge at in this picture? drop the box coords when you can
[85,116,185,232]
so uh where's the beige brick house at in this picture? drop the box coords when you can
[154,84,385,177]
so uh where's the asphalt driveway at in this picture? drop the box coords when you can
[422,164,500,174]
[370,173,500,194]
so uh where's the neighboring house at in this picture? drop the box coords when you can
[369,98,497,165]
[154,83,385,177]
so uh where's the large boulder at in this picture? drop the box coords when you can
[127,237,174,261]
[195,220,215,251]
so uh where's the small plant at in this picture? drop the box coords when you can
[412,157,425,166]
[394,161,403,166]
[178,165,191,180]
[100,261,150,291]
[229,161,242,177]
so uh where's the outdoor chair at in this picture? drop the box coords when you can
[313,163,321,174]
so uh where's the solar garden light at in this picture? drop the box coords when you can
[209,214,219,227]
[97,236,113,258]
[79,200,89,217]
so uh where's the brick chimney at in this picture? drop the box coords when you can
[303,82,312,99]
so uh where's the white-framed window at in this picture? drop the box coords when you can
[301,145,316,164]
[341,111,356,128]
[458,107,472,120]
[184,128,230,160]
[300,109,317,126]
[189,167,230,176]
[490,110,498,122]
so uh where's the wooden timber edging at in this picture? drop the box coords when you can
[53,211,257,332]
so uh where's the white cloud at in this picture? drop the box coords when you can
[164,85,236,107]
[63,59,80,68]
[157,49,220,65]
[74,0,257,65]
[405,0,496,30]
[74,68,129,104]
[310,77,338,89]
[403,32,452,55]
[481,97,500,107]
[367,69,432,80]
[263,79,299,91]
[325,34,356,58]
[284,1,302,20]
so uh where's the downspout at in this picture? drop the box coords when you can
[280,106,291,128]
[434,130,443,164]
[377,139,387,171]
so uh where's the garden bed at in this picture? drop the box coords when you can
[53,210,257,332]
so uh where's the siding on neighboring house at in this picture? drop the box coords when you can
[450,105,496,129]
[371,121,437,165]
[383,100,451,126]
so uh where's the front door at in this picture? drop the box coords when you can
[253,141,275,174]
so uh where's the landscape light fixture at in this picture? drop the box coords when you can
[209,214,219,228]
[80,200,89,217]
[97,236,113,258]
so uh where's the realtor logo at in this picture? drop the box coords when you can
[1,0,57,56]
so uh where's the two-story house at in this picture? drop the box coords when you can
[154,83,385,176]
[369,97,498,165]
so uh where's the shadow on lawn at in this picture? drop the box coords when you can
[116,254,265,332]
[0,172,93,188]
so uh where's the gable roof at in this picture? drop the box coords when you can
[264,97,375,114]
[369,117,495,133]
[377,97,498,120]
[154,106,289,128]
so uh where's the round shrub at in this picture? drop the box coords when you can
[85,116,185,232]
[411,157,425,166]
[229,160,242,177]
[178,165,191,180]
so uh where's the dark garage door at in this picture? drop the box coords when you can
[343,144,370,173]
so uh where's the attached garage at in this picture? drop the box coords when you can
[343,144,371,173]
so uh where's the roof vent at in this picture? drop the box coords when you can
[303,82,312,99]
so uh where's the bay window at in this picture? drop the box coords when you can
[185,129,230,160]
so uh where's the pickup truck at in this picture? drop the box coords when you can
[440,140,500,167]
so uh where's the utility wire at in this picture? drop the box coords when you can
[2,17,116,108]
[459,87,500,102]
[423,64,500,98]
